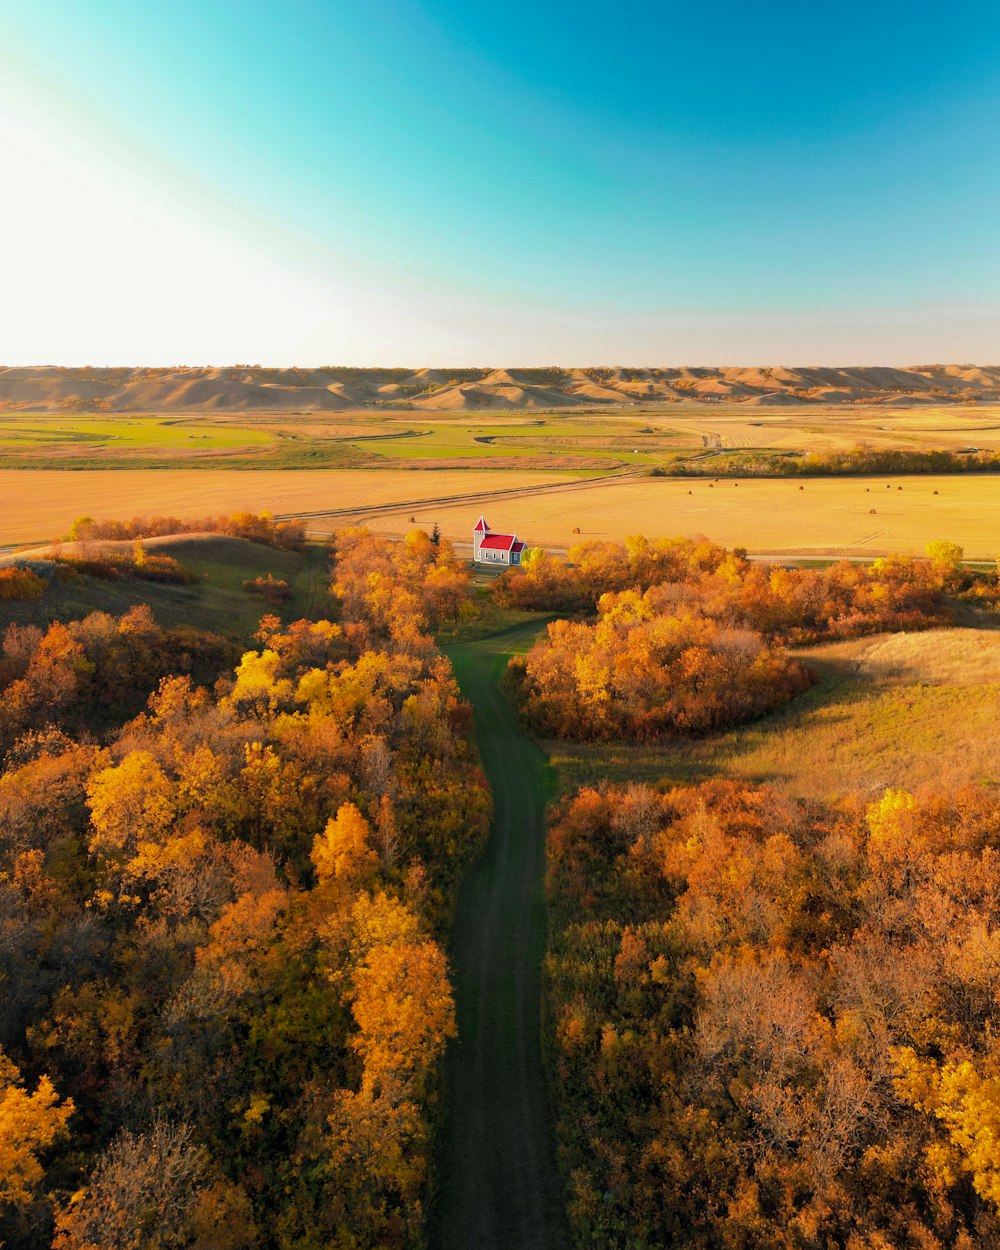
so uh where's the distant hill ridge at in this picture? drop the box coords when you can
[2,364,999,411]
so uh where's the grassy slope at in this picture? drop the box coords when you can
[0,538,331,641]
[547,624,1000,801]
[431,619,568,1250]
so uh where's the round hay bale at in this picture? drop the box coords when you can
[869,508,877,515]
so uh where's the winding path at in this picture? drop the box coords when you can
[430,621,568,1250]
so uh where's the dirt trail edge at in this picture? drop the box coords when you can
[431,620,568,1250]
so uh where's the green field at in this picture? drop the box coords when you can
[0,409,733,470]
[354,417,680,465]
[6,403,1000,473]
[0,414,274,454]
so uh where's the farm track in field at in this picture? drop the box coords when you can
[274,468,632,528]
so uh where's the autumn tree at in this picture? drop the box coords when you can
[0,1048,73,1227]
[52,1121,258,1250]
[311,803,378,885]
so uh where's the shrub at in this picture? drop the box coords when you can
[243,574,293,605]
[0,566,47,600]
[58,553,196,585]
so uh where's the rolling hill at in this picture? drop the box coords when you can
[3,364,1000,412]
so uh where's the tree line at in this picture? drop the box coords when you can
[500,537,951,741]
[657,447,1000,478]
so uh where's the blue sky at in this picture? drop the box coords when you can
[1,0,999,364]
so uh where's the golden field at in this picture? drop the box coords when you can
[3,465,999,558]
[0,468,579,546]
[346,471,1000,559]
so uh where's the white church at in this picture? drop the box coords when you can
[472,516,526,567]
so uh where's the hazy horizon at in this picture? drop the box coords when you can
[4,358,1000,370]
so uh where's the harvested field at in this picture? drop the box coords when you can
[0,468,583,546]
[352,472,1000,560]
[4,467,999,559]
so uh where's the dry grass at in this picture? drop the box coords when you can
[548,627,1000,801]
[852,628,1000,685]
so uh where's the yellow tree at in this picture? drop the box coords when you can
[866,787,918,852]
[226,650,294,717]
[344,891,456,1099]
[323,892,455,1244]
[895,1047,1000,1207]
[0,1047,74,1211]
[311,803,378,885]
[86,751,176,862]
[925,540,964,588]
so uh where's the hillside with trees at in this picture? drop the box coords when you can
[2,514,998,1249]
[0,527,487,1249]
[492,533,1000,1248]
[501,537,951,741]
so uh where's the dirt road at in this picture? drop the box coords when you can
[430,621,567,1249]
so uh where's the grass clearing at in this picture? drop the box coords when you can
[435,593,552,644]
[545,626,1000,801]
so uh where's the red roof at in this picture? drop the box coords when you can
[512,540,526,553]
[473,515,491,534]
[480,533,517,551]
